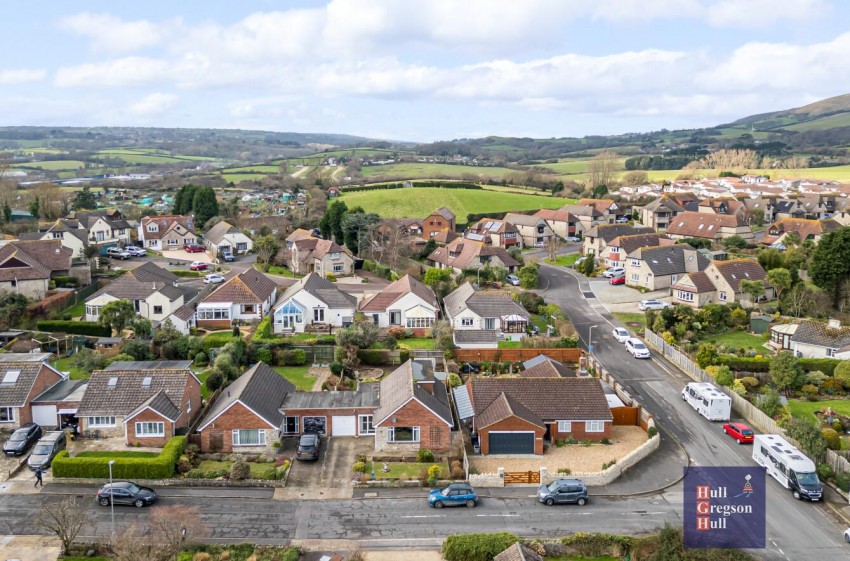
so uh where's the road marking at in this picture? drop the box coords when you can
[476,514,520,517]
[400,515,443,518]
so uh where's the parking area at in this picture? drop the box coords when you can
[162,248,215,263]
[283,436,372,491]
[589,278,671,313]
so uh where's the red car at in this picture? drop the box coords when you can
[723,422,754,444]
[189,261,209,271]
[609,276,625,285]
[184,243,205,253]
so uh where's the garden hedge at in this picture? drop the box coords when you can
[442,532,518,561]
[342,181,482,193]
[36,320,110,336]
[717,356,841,375]
[53,436,185,479]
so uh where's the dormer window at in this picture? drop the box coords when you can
[330,252,340,260]
[147,224,158,232]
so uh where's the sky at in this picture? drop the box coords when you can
[3,0,850,143]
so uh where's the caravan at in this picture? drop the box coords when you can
[753,434,822,501]
[681,382,732,421]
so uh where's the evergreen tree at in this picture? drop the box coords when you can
[192,186,219,227]
[72,186,98,210]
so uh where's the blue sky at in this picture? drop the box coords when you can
[2,0,850,142]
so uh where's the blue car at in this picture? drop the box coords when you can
[428,483,478,508]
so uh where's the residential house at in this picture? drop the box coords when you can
[36,210,131,258]
[373,359,453,452]
[503,213,555,248]
[75,360,202,446]
[289,238,354,277]
[272,272,357,334]
[599,232,670,268]
[456,377,612,455]
[85,262,195,324]
[280,381,380,438]
[533,208,577,240]
[432,229,460,245]
[696,198,744,216]
[740,197,775,225]
[637,196,685,230]
[665,212,754,241]
[759,218,841,247]
[196,269,277,329]
[138,215,197,251]
[577,198,621,223]
[197,362,296,452]
[204,220,253,256]
[443,283,529,348]
[520,355,575,378]
[791,319,850,359]
[427,238,519,275]
[0,240,75,299]
[237,215,292,237]
[0,353,65,429]
[422,207,456,239]
[30,378,88,429]
[494,544,544,561]
[671,259,773,308]
[284,228,317,250]
[359,275,439,335]
[465,218,521,249]
[625,244,709,291]
[582,224,655,258]
[561,205,606,233]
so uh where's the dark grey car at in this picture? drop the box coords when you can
[537,478,588,506]
[3,423,42,456]
[97,481,157,507]
[296,432,320,461]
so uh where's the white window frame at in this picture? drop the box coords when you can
[88,416,116,428]
[557,420,571,433]
[86,305,101,317]
[406,317,435,328]
[197,307,231,320]
[333,263,344,273]
[0,406,14,423]
[388,426,420,443]
[359,415,375,435]
[313,308,325,322]
[461,318,474,327]
[135,421,165,437]
[719,291,727,302]
[677,290,694,302]
[232,429,266,446]
[585,420,605,433]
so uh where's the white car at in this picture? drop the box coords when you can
[506,274,520,286]
[616,216,630,223]
[844,527,850,543]
[602,267,625,278]
[105,247,131,260]
[638,299,669,311]
[566,236,581,243]
[124,246,147,257]
[612,327,630,343]
[625,338,651,359]
[204,273,226,284]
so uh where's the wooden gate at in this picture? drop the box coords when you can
[504,471,540,485]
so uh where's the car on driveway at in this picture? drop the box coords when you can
[723,422,754,444]
[609,276,625,285]
[221,252,235,262]
[612,327,630,343]
[566,236,581,243]
[3,423,42,456]
[625,337,651,359]
[428,483,478,508]
[204,273,226,284]
[296,432,321,461]
[537,478,588,506]
[505,274,521,286]
[189,261,209,271]
[184,243,205,253]
[96,481,157,508]
[123,246,147,257]
[602,267,625,278]
[105,247,131,260]
[616,216,630,223]
[638,299,669,311]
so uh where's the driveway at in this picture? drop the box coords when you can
[282,437,372,498]
[587,277,671,313]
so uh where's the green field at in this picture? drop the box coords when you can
[221,165,281,173]
[340,187,566,219]
[780,113,850,132]
[13,160,87,171]
[221,173,268,183]
[702,331,767,350]
[787,399,850,423]
[359,162,520,181]
[541,157,628,176]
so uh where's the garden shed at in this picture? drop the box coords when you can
[750,314,772,334]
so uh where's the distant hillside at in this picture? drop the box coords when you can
[723,93,850,134]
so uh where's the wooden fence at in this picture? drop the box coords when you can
[644,329,850,474]
[454,348,582,364]
[611,407,640,426]
[504,471,540,485]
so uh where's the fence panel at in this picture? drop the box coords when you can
[504,471,540,485]
[292,345,335,364]
[454,348,582,364]
[611,407,640,426]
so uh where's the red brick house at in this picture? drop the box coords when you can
[422,207,456,239]
[0,353,65,428]
[76,361,201,446]
[457,377,612,455]
[197,362,295,452]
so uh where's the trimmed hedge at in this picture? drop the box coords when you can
[442,532,518,561]
[53,436,185,479]
[342,181,482,193]
[717,356,842,375]
[53,275,79,288]
[358,349,390,365]
[36,320,110,336]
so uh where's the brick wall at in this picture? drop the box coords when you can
[479,417,546,455]
[552,420,612,442]
[374,400,451,452]
[126,408,174,447]
[199,402,275,453]
[176,377,202,429]
[197,319,232,330]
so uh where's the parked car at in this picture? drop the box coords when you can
[602,267,625,278]
[844,527,850,543]
[537,478,588,506]
[96,481,157,508]
[296,432,321,461]
[189,261,209,271]
[184,243,205,253]
[723,422,754,444]
[616,216,630,223]
[638,299,669,311]
[105,247,131,260]
[27,431,66,470]
[3,423,42,456]
[221,252,235,262]
[505,274,521,286]
[123,246,147,257]
[566,236,581,243]
[428,483,478,508]
[625,338,651,359]
[612,327,630,343]
[609,276,625,285]
[204,273,226,284]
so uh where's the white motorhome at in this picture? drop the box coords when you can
[752,434,822,501]
[681,382,732,421]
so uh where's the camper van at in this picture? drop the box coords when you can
[753,434,822,501]
[681,382,732,421]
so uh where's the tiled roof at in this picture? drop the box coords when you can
[494,543,544,561]
[666,211,748,239]
[561,204,603,218]
[642,196,684,213]
[358,274,437,313]
[791,321,850,349]
[294,238,350,261]
[204,220,241,245]
[88,263,188,302]
[468,377,612,423]
[275,272,356,311]
[610,233,666,255]
[0,360,61,408]
[577,198,617,212]
[0,239,72,282]
[760,218,841,245]
[432,207,455,221]
[454,330,499,344]
[534,208,574,223]
[131,262,180,284]
[285,228,316,243]
[200,362,295,430]
[443,283,528,320]
[77,366,194,417]
[428,238,519,271]
[203,269,277,305]
[139,215,195,240]
[629,245,708,276]
[125,390,180,421]
[477,392,544,429]
[503,213,546,228]
[374,360,452,426]
[432,230,459,244]
[672,271,716,293]
[585,224,655,242]
[710,259,766,292]
[519,360,574,378]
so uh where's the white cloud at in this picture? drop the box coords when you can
[0,68,46,84]
[58,13,171,54]
[54,57,171,87]
[706,0,829,27]
[129,93,179,118]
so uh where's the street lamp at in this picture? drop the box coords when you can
[476,266,483,288]
[587,324,597,353]
[108,460,115,539]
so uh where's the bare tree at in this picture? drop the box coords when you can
[547,235,562,262]
[110,505,207,561]
[586,151,619,190]
[38,497,91,556]
[698,149,760,171]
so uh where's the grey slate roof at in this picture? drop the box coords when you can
[791,321,850,349]
[0,361,62,408]
[373,360,453,427]
[32,379,87,403]
[125,390,180,421]
[454,330,499,344]
[275,272,357,311]
[585,224,654,242]
[88,262,189,302]
[77,366,195,417]
[204,220,240,245]
[444,283,528,321]
[200,362,295,430]
[628,244,709,276]
[282,382,380,410]
[642,196,684,213]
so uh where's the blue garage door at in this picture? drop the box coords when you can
[488,432,534,454]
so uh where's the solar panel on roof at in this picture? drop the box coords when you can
[108,376,118,387]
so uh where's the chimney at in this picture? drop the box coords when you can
[829,318,841,329]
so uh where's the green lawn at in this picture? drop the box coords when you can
[62,300,86,318]
[787,399,850,423]
[274,366,315,391]
[373,462,449,480]
[530,314,549,332]
[398,337,434,349]
[613,312,646,328]
[498,341,522,349]
[254,263,299,277]
[546,253,581,267]
[702,331,767,350]
[197,460,274,478]
[282,332,320,342]
[340,187,566,220]
[359,162,519,181]
[203,331,238,349]
[195,369,212,399]
[75,451,158,458]
[52,356,87,380]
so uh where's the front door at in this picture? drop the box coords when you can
[209,430,223,452]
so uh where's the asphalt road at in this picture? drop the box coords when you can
[537,262,849,561]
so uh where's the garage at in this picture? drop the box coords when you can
[31,405,58,428]
[302,416,326,434]
[488,432,535,454]
[331,416,356,436]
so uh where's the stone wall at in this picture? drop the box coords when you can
[541,432,660,487]
[469,471,505,488]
